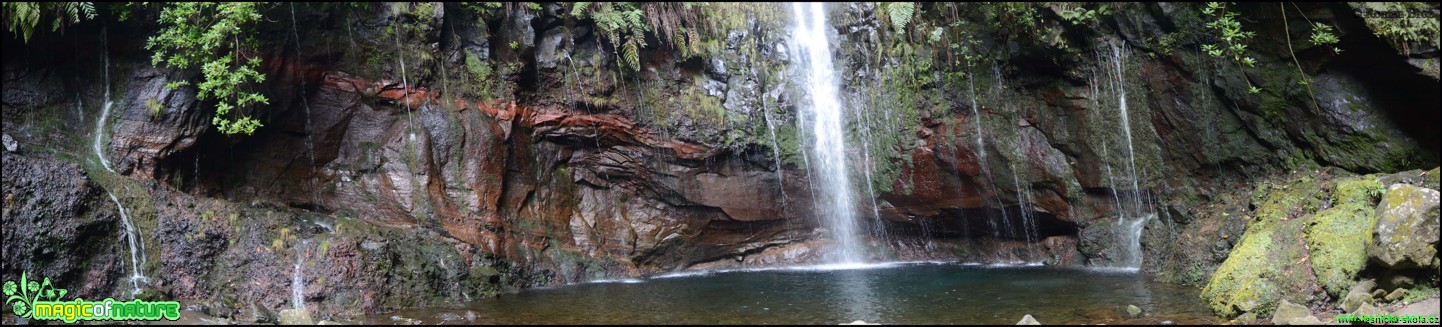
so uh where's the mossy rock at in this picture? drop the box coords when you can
[1203,173,1343,318]
[1305,177,1384,298]
[1368,183,1441,270]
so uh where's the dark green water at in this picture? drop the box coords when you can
[360,262,1221,325]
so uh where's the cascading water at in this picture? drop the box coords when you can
[790,2,864,264]
[1092,42,1149,269]
[291,3,322,209]
[93,27,115,173]
[762,103,789,212]
[292,240,309,310]
[107,192,148,296]
[967,71,1017,262]
[1009,162,1040,261]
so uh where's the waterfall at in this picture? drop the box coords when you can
[107,192,148,296]
[93,27,114,173]
[1100,43,1148,270]
[1009,162,1039,262]
[292,240,308,310]
[291,3,322,209]
[790,2,864,263]
[762,103,789,213]
[968,71,1019,262]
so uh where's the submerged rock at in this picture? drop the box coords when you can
[1368,184,1441,270]
[1126,305,1142,317]
[1017,314,1041,325]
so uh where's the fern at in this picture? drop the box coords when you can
[623,38,640,71]
[888,2,915,34]
[3,2,95,43]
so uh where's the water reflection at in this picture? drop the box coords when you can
[833,269,879,323]
[361,264,1219,325]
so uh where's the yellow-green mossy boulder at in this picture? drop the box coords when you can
[1368,183,1441,270]
[1305,177,1385,298]
[1202,172,1387,318]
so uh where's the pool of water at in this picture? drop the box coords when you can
[359,262,1221,324]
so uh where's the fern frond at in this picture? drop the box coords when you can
[889,2,915,34]
[623,39,640,71]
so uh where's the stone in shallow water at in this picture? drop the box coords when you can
[1126,305,1142,317]
[278,309,313,325]
[1016,314,1041,325]
[840,320,880,325]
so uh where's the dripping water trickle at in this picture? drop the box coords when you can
[108,192,148,297]
[93,26,115,173]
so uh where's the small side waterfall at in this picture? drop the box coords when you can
[791,2,864,264]
[291,3,322,209]
[1099,42,1149,269]
[93,27,115,173]
[762,103,789,212]
[107,192,148,296]
[292,240,309,310]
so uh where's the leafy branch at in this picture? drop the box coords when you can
[2,2,95,43]
[146,2,268,135]
[1201,2,1261,93]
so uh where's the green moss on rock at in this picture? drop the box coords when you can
[1305,176,1384,298]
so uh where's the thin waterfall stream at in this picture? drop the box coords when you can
[93,26,115,173]
[107,192,149,297]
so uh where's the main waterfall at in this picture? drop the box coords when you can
[790,2,864,264]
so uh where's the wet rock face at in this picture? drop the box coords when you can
[1369,184,1441,270]
[108,67,209,178]
[1,153,123,299]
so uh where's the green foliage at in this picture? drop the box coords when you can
[1201,2,1261,93]
[1201,2,1257,67]
[1055,2,1112,26]
[1309,22,1341,55]
[1400,282,1438,304]
[2,2,95,43]
[146,2,268,135]
[570,2,649,71]
[145,98,163,119]
[1353,2,1441,56]
[884,2,916,34]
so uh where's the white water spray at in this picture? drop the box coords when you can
[791,2,864,263]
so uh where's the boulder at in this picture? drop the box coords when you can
[1305,177,1384,297]
[1016,314,1041,325]
[278,309,314,325]
[1393,298,1440,317]
[1385,288,1408,302]
[1354,302,1387,318]
[1369,184,1441,270]
[1341,279,1377,313]
[1270,300,1314,325]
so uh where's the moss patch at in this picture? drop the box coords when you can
[1304,176,1384,298]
